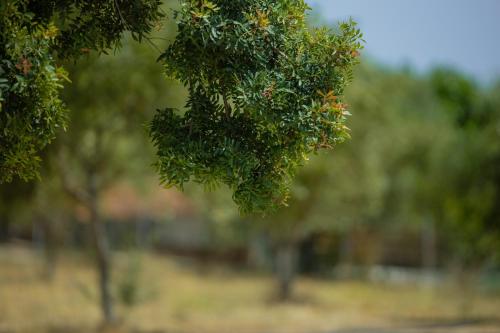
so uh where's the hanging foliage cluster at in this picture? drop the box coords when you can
[151,0,363,213]
[0,0,163,182]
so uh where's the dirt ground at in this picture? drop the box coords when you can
[0,245,499,333]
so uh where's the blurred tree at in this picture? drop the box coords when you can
[0,179,35,242]
[409,69,500,314]
[175,63,500,303]
[430,69,500,270]
[253,64,473,299]
[254,156,329,300]
[308,65,445,274]
[0,147,68,280]
[252,65,413,298]
[31,150,76,280]
[339,67,500,290]
[45,28,181,323]
[348,66,455,273]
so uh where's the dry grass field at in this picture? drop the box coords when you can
[0,245,499,333]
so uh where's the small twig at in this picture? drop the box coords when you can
[143,35,163,54]
[113,0,163,54]
[222,92,232,119]
[113,0,130,30]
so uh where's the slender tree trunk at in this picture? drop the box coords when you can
[88,176,115,324]
[275,243,297,301]
[421,217,437,269]
[37,215,58,281]
[0,213,10,243]
[338,229,355,279]
[421,216,437,286]
[454,262,480,320]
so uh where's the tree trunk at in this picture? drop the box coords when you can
[37,216,58,281]
[454,263,480,320]
[88,177,115,324]
[338,229,355,279]
[421,216,437,287]
[0,213,10,243]
[275,243,297,301]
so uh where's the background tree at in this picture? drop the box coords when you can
[253,156,330,300]
[340,65,454,274]
[430,69,500,277]
[249,63,499,299]
[259,65,440,290]
[0,179,35,242]
[45,29,181,323]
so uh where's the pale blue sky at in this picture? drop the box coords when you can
[309,0,500,83]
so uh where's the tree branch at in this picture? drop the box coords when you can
[222,92,232,119]
[56,151,90,206]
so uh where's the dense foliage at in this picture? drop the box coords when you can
[151,0,363,213]
[430,70,500,265]
[0,0,162,182]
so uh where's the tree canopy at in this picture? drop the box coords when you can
[151,0,363,213]
[0,0,162,182]
[1,0,363,214]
